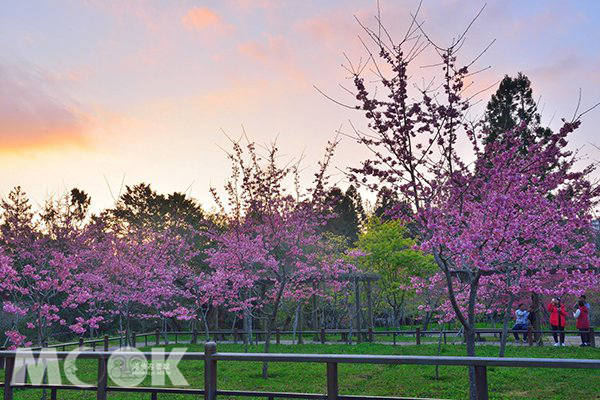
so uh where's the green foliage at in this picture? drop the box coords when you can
[356,218,436,306]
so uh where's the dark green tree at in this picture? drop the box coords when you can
[483,72,552,150]
[322,185,365,244]
[104,183,210,268]
[0,187,36,257]
[373,187,399,221]
[105,184,205,233]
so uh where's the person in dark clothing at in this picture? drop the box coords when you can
[527,305,536,326]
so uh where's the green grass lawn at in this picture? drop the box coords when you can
[2,343,599,399]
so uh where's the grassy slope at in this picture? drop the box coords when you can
[2,343,599,400]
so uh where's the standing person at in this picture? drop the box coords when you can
[573,300,591,347]
[512,303,529,343]
[528,304,537,343]
[548,298,567,346]
[579,295,591,321]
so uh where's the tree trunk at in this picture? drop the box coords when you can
[261,283,286,378]
[354,277,361,332]
[292,302,300,343]
[465,326,477,400]
[498,295,515,357]
[162,318,169,345]
[436,251,480,400]
[366,280,373,332]
[532,292,542,345]
[466,276,481,400]
[202,311,210,341]
[422,311,432,332]
[243,308,252,352]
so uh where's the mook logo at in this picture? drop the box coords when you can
[10,347,190,387]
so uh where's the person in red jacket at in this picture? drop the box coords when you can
[548,298,567,346]
[573,300,591,347]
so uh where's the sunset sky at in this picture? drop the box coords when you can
[2,0,600,212]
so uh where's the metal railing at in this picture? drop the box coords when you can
[1,342,599,400]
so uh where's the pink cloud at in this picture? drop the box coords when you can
[237,35,306,81]
[181,7,234,36]
[0,65,92,152]
[237,35,287,63]
[228,0,280,11]
[84,0,163,33]
[296,15,358,46]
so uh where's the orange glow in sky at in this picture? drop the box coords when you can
[1,0,599,211]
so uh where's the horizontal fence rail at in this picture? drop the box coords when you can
[1,344,599,400]
[12,326,595,358]
[59,327,595,347]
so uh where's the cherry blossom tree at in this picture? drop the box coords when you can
[208,138,356,377]
[0,188,96,347]
[79,220,195,345]
[333,7,599,398]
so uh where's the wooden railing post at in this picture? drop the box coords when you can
[204,342,217,400]
[103,335,109,352]
[393,332,396,346]
[326,362,338,400]
[97,356,108,400]
[155,328,160,346]
[3,355,14,400]
[51,388,58,400]
[416,328,421,345]
[276,329,281,345]
[368,327,373,342]
[0,346,5,369]
[92,341,97,351]
[131,332,136,348]
[321,328,326,344]
[78,338,84,348]
[590,328,596,348]
[192,329,198,345]
[145,334,148,347]
[527,326,533,347]
[474,365,489,400]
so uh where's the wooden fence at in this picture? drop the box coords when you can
[35,326,594,349]
[1,343,599,400]
[9,325,595,357]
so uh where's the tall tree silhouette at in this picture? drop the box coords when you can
[323,185,365,244]
[104,183,210,268]
[483,72,551,151]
